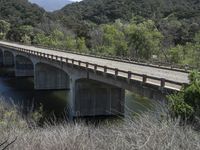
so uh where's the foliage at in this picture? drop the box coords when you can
[0,20,10,40]
[56,0,200,47]
[168,92,194,120]
[125,19,163,59]
[0,0,200,68]
[76,37,88,53]
[90,20,128,56]
[65,35,77,50]
[168,45,184,64]
[89,19,163,59]
[30,104,44,124]
[0,100,27,129]
[34,29,88,53]
[168,71,200,120]
[184,71,200,116]
[34,33,50,46]
[0,0,46,26]
[168,32,200,68]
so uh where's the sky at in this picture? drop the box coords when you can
[29,0,82,12]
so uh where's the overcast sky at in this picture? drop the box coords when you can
[29,0,82,11]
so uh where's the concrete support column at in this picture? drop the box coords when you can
[69,78,76,118]
[73,79,125,117]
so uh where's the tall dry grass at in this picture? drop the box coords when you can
[0,100,200,150]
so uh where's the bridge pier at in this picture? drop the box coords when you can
[15,55,34,77]
[71,79,125,117]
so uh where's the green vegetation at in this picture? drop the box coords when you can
[168,32,200,68]
[0,0,46,26]
[0,0,200,68]
[0,20,10,40]
[56,0,200,47]
[168,71,200,120]
[0,1,200,149]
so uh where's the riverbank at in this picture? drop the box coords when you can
[0,100,199,150]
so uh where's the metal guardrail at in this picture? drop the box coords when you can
[0,43,187,91]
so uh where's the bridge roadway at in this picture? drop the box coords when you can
[0,41,189,91]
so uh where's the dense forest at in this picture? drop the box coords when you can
[0,0,200,68]
[1,2,200,148]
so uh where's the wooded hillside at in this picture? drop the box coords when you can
[0,0,200,68]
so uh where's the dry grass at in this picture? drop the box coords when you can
[0,100,200,150]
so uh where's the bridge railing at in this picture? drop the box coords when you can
[0,40,193,73]
[0,43,187,91]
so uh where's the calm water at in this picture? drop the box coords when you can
[0,67,155,121]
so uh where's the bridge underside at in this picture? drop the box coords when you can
[74,79,125,117]
[15,55,34,77]
[3,51,14,67]
[35,63,70,90]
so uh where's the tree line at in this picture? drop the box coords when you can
[0,0,200,68]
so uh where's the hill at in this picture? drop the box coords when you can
[0,0,200,67]
[56,0,200,24]
[54,0,200,46]
[0,0,46,26]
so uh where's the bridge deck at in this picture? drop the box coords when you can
[0,41,189,90]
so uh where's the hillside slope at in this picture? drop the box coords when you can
[0,0,46,26]
[56,0,200,24]
[54,0,200,45]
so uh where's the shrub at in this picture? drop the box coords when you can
[168,71,200,120]
[168,92,194,120]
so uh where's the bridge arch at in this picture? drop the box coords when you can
[3,50,14,66]
[15,55,34,77]
[35,62,70,90]
[73,78,125,117]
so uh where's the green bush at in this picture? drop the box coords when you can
[168,71,200,120]
[168,92,194,120]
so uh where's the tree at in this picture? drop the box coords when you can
[168,71,200,120]
[49,29,65,48]
[76,37,88,53]
[102,24,127,55]
[168,31,200,68]
[19,25,34,44]
[91,21,128,56]
[184,71,200,116]
[64,35,77,50]
[34,33,50,46]
[0,20,10,40]
[168,45,184,64]
[125,19,163,60]
[168,92,194,120]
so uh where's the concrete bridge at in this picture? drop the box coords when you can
[0,41,189,117]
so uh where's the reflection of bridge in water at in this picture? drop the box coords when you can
[0,41,189,117]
